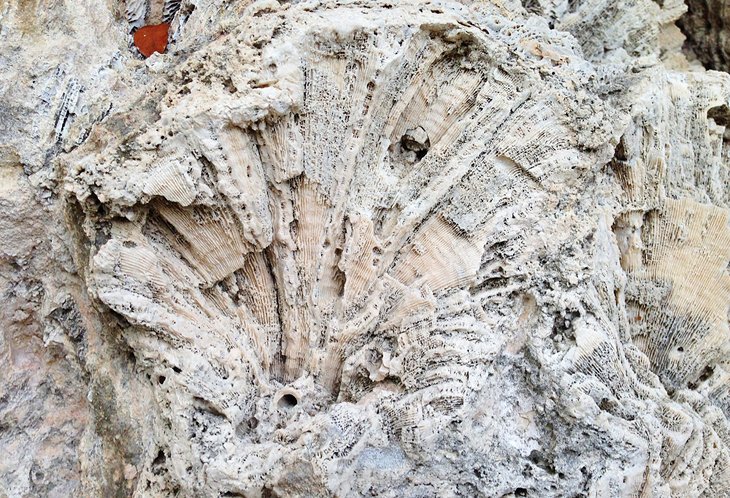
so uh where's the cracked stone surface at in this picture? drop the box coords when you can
[1,0,729,497]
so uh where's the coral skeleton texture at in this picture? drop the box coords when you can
[0,0,728,497]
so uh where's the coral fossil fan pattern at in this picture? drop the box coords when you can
[59,1,730,497]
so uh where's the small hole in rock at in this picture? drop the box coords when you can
[277,393,298,409]
[699,365,714,382]
[152,449,166,467]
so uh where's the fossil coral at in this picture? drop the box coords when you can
[1,0,729,497]
[126,0,181,29]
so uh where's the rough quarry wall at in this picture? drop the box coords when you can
[0,0,729,497]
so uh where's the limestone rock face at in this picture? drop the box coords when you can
[1,0,729,497]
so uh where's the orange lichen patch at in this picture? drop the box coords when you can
[133,23,170,58]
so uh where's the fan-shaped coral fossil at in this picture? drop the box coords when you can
[1,0,729,496]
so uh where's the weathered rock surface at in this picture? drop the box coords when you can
[679,0,730,72]
[1,0,729,497]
